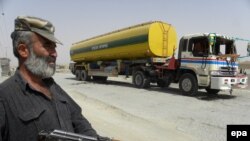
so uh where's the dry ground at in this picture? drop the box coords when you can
[51,72,250,141]
[1,72,249,141]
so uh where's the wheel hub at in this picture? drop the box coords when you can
[182,78,192,91]
[135,75,143,85]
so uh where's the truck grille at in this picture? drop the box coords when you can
[219,67,237,76]
[220,67,236,71]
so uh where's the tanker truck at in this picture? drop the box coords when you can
[69,21,248,95]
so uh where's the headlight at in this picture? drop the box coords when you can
[210,71,221,76]
[210,70,237,76]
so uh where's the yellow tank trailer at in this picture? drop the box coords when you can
[69,22,248,95]
[70,21,177,62]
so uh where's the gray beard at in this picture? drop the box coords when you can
[24,49,56,78]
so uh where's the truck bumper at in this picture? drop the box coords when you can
[210,75,248,90]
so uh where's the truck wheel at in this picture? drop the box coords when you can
[157,73,173,88]
[179,73,198,95]
[205,88,220,95]
[75,70,81,81]
[133,71,150,88]
[164,79,172,88]
[80,70,90,81]
[164,72,174,88]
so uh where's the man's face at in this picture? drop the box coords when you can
[24,34,57,78]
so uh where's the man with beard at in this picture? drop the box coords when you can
[0,16,100,141]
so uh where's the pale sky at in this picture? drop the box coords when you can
[0,0,250,66]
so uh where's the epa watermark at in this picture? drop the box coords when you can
[227,125,250,141]
[231,131,247,138]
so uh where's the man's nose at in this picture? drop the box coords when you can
[49,48,57,58]
[51,50,57,58]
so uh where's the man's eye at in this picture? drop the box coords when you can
[44,43,56,48]
[44,44,50,47]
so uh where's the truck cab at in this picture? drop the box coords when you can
[177,33,248,95]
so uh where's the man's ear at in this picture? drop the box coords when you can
[17,44,29,58]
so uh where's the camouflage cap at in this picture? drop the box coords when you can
[11,16,62,45]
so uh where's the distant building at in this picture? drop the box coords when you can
[0,58,11,76]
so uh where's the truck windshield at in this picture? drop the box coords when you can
[210,37,236,55]
[188,37,209,57]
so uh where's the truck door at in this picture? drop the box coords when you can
[182,37,210,86]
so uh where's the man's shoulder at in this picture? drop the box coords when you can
[0,75,16,89]
[0,76,17,97]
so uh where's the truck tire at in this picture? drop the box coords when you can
[179,73,198,95]
[205,88,220,95]
[133,71,150,88]
[157,79,171,88]
[75,70,81,81]
[157,73,173,88]
[80,70,90,81]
